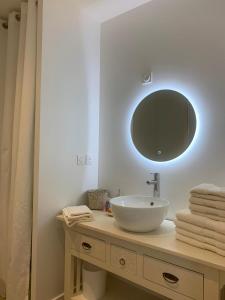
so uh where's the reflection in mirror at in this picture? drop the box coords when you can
[131,90,196,162]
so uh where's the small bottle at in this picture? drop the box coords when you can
[104,200,110,212]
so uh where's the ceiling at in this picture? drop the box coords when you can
[84,0,153,23]
[0,0,23,19]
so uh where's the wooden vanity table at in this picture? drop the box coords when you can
[58,211,225,300]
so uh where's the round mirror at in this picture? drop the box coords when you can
[131,89,197,162]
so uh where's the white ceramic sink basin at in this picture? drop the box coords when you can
[110,195,169,232]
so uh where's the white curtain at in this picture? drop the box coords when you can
[0,17,8,300]
[0,1,37,299]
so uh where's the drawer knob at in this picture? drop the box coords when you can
[82,242,92,251]
[119,258,126,266]
[162,272,179,284]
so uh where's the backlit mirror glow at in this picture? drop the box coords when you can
[131,89,197,162]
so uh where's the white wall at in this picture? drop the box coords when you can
[32,1,100,299]
[99,0,225,217]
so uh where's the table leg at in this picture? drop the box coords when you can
[64,232,75,300]
[76,258,82,294]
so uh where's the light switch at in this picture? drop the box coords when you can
[76,155,85,166]
[85,155,92,166]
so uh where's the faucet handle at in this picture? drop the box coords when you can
[150,172,160,180]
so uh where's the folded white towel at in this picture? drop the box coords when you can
[190,196,225,210]
[62,205,93,227]
[176,228,225,250]
[192,211,225,222]
[176,233,225,257]
[191,193,225,202]
[190,203,225,218]
[65,213,92,222]
[176,210,225,235]
[191,183,225,199]
[175,219,225,243]
[63,205,92,217]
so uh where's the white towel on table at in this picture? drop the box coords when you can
[191,183,225,199]
[190,196,225,210]
[176,227,225,250]
[190,203,225,218]
[176,210,225,235]
[192,211,225,222]
[62,205,93,227]
[191,193,225,202]
[175,219,225,243]
[176,233,225,256]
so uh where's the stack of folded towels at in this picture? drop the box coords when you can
[175,183,225,256]
[62,205,94,227]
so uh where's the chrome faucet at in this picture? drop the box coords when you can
[146,173,160,197]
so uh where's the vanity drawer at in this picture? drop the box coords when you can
[79,234,106,262]
[143,256,203,300]
[110,244,137,276]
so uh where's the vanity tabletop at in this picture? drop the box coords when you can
[57,211,225,272]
